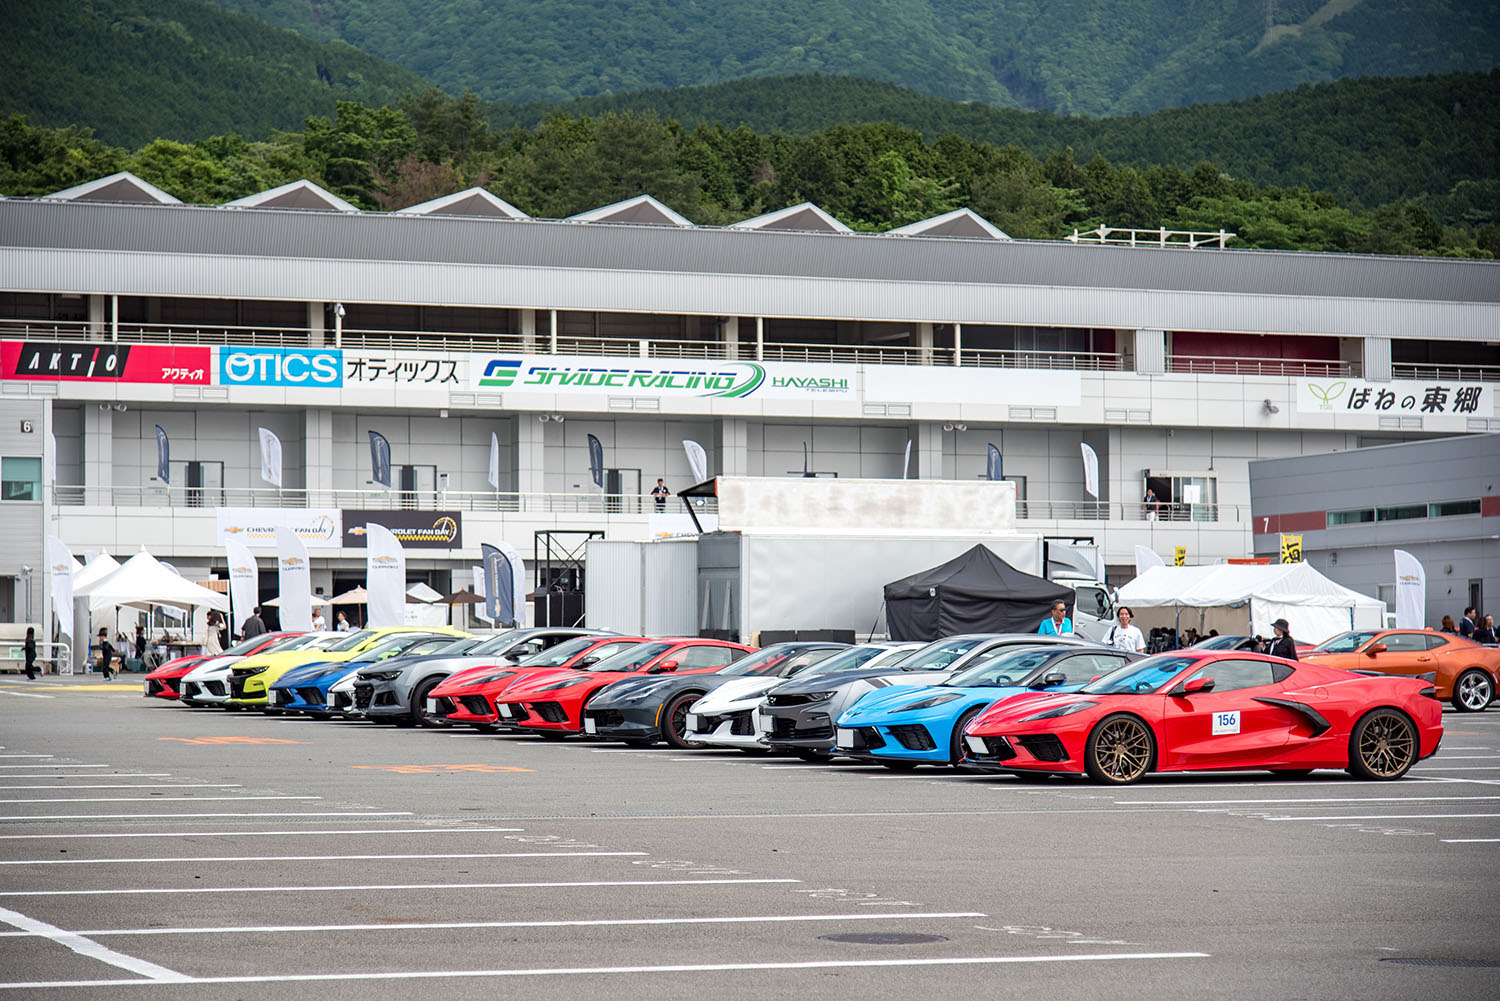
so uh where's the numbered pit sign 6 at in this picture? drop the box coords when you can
[1212,710,1241,735]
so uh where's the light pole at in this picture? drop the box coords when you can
[19,566,33,624]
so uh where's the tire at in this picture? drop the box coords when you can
[1452,669,1494,713]
[1083,713,1157,785]
[410,677,445,728]
[1347,708,1418,780]
[880,760,920,771]
[949,707,984,766]
[661,692,707,749]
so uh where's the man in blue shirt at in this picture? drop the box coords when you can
[1039,600,1074,635]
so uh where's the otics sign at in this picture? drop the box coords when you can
[342,509,463,550]
[474,355,850,400]
[220,347,343,387]
[1298,379,1489,422]
[214,508,342,548]
[0,341,212,384]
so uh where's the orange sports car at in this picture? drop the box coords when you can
[1302,629,1498,712]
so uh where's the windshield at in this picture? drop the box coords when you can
[292,633,348,651]
[710,646,838,678]
[431,638,480,656]
[1192,635,1246,650]
[323,630,382,652]
[515,636,601,667]
[896,637,989,672]
[796,645,889,676]
[582,641,674,672]
[361,635,453,661]
[468,632,524,655]
[944,647,1057,688]
[1312,631,1382,654]
[1081,655,1202,695]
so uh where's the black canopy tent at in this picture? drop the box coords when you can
[883,545,1074,641]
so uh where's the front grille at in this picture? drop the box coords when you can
[1015,734,1068,762]
[270,689,292,706]
[767,693,821,707]
[352,684,373,710]
[888,725,936,751]
[459,695,489,716]
[498,703,531,722]
[146,679,163,696]
[297,688,323,706]
[204,680,226,696]
[970,736,1017,761]
[857,726,886,749]
[228,677,249,699]
[589,709,625,728]
[182,682,199,697]
[728,711,755,736]
[772,715,833,740]
[329,692,351,710]
[533,702,568,723]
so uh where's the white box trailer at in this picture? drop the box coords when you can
[583,538,699,636]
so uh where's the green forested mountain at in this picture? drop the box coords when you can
[208,0,1498,114]
[1,0,430,147]
[490,71,1500,215]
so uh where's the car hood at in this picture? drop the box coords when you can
[371,653,516,680]
[502,669,636,698]
[689,676,786,713]
[182,659,236,681]
[587,673,735,709]
[771,666,951,695]
[275,659,360,685]
[968,691,1094,729]
[842,683,1046,723]
[237,649,356,674]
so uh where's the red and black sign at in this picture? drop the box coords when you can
[342,509,463,550]
[1,341,212,384]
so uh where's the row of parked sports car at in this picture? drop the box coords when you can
[142,623,1472,783]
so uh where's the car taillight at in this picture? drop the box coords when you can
[1420,686,1440,701]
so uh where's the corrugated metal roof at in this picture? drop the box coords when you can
[1,198,1495,306]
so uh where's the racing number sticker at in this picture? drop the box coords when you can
[1212,711,1241,735]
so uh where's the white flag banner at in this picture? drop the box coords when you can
[472,566,492,623]
[1133,545,1166,578]
[682,439,708,485]
[902,439,912,480]
[1393,549,1426,630]
[487,432,501,490]
[275,525,313,632]
[1080,443,1099,499]
[258,428,283,487]
[494,540,527,629]
[365,523,407,628]
[48,432,57,485]
[224,538,259,638]
[46,535,75,644]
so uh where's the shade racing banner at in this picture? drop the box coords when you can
[473,355,853,400]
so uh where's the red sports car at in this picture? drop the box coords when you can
[961,650,1443,784]
[492,638,755,739]
[141,632,300,700]
[427,636,649,728]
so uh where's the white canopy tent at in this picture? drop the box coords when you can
[70,553,122,595]
[1118,563,1385,645]
[86,548,230,614]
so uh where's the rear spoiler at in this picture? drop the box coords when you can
[1348,669,1437,683]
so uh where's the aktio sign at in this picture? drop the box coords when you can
[1,341,211,384]
[342,510,463,550]
[220,347,343,387]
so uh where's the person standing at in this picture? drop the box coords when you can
[311,607,327,631]
[23,627,37,680]
[202,612,223,657]
[97,628,117,679]
[1039,601,1074,636]
[1440,615,1457,634]
[1105,607,1145,653]
[650,478,670,513]
[335,611,353,632]
[1268,618,1299,660]
[134,625,146,667]
[1459,607,1477,639]
[1474,615,1496,644]
[241,606,267,639]
[1143,487,1160,521]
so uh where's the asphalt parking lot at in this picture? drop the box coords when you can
[1,676,1498,999]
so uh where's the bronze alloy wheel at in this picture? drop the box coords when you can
[1085,714,1155,784]
[1350,710,1417,780]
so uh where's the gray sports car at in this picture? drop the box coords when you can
[760,633,1090,760]
[351,627,611,726]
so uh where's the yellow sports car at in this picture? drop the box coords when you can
[226,626,468,707]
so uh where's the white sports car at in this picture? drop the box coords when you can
[179,633,342,707]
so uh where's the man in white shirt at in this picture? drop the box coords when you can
[1106,606,1146,653]
[311,608,326,631]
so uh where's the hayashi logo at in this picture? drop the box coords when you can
[770,373,848,393]
[484,358,769,398]
[1307,381,1347,410]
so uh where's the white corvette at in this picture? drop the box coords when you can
[179,633,342,707]
[684,643,922,751]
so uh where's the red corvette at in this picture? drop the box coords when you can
[428,636,649,727]
[141,632,300,700]
[962,650,1443,784]
[492,638,754,738]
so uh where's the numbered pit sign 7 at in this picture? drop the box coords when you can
[1212,710,1241,735]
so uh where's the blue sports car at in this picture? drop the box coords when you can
[834,644,1140,768]
[268,634,467,716]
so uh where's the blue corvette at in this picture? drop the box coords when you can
[269,634,468,716]
[834,644,1140,768]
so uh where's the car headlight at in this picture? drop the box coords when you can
[531,677,591,693]
[462,671,514,687]
[613,681,674,704]
[239,666,269,676]
[892,692,964,712]
[801,691,838,702]
[363,670,401,681]
[1020,701,1099,722]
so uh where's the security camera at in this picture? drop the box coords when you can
[334,303,346,318]
[1262,399,1280,414]
[552,414,565,422]
[113,403,126,412]
[537,414,549,423]
[943,423,954,432]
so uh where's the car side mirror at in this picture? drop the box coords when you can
[1366,643,1387,655]
[1174,677,1215,696]
[1032,672,1067,689]
[649,661,680,674]
[577,657,598,667]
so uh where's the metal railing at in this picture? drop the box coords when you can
[53,484,719,516]
[0,641,72,676]
[1392,363,1500,383]
[1167,355,1355,378]
[1016,500,1246,523]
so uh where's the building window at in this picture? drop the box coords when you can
[1429,499,1481,518]
[0,457,41,501]
[1327,508,1375,526]
[1376,504,1426,522]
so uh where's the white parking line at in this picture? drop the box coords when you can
[0,811,409,821]
[1265,813,1500,821]
[1412,766,1500,771]
[1419,755,1500,760]
[0,764,108,769]
[0,795,319,804]
[0,951,1211,989]
[0,784,242,791]
[0,850,646,867]
[9,911,987,938]
[1441,838,1500,843]
[0,754,53,758]
[0,878,802,898]
[0,905,188,984]
[1116,795,1500,806]
[0,826,517,840]
[0,691,53,699]
[0,774,172,780]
